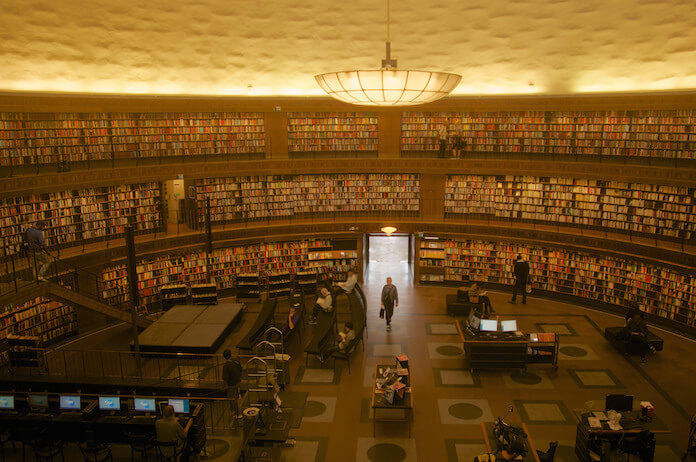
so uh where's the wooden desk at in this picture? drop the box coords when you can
[456,320,558,371]
[371,364,413,437]
[481,421,541,462]
[573,410,670,462]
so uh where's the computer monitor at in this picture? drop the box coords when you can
[168,399,189,414]
[98,396,120,411]
[28,394,49,409]
[0,395,14,410]
[134,398,156,413]
[480,319,498,332]
[605,394,634,412]
[501,320,518,332]
[59,395,81,411]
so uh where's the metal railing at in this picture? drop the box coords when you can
[4,347,232,387]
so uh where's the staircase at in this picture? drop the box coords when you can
[0,255,153,329]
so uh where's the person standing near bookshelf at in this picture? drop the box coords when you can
[452,122,464,158]
[510,255,530,304]
[380,277,398,331]
[438,122,449,158]
[26,220,52,281]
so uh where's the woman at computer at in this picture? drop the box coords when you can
[156,404,193,459]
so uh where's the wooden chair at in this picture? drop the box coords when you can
[125,432,155,461]
[155,440,184,462]
[29,440,65,462]
[79,441,113,462]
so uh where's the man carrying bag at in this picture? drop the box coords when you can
[380,277,398,331]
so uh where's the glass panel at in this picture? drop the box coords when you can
[338,71,362,91]
[358,71,383,91]
[404,71,431,91]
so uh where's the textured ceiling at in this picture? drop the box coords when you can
[1,0,695,96]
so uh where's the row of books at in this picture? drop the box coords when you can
[1,183,161,254]
[196,174,420,224]
[445,175,695,240]
[100,239,358,303]
[0,297,77,354]
[287,112,378,152]
[417,238,696,327]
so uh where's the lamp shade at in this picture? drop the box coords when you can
[380,226,397,236]
[315,70,462,106]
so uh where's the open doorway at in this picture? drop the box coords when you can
[365,234,412,289]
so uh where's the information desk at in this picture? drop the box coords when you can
[456,321,559,371]
[371,364,412,437]
[480,421,541,462]
[573,410,670,462]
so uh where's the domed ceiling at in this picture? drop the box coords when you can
[1,0,695,96]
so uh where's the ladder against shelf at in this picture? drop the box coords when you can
[400,110,696,159]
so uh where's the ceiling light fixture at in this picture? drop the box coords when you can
[381,226,398,236]
[315,0,462,106]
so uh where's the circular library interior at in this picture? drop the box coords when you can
[1,1,696,461]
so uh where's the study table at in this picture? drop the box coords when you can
[573,409,670,462]
[456,320,559,372]
[371,363,412,437]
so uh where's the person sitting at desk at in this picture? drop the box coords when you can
[320,322,355,361]
[474,441,525,461]
[619,309,655,362]
[156,404,193,459]
[311,288,333,323]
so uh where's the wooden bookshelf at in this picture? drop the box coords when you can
[401,110,696,159]
[0,182,162,255]
[445,175,696,242]
[0,296,78,366]
[196,173,419,225]
[99,239,359,306]
[416,236,696,329]
[287,112,378,153]
[0,112,265,166]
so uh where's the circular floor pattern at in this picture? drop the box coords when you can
[304,400,327,418]
[560,346,588,357]
[203,438,230,458]
[366,443,407,462]
[510,371,542,385]
[436,345,463,356]
[448,402,484,420]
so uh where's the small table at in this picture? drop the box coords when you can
[371,364,413,437]
[573,410,670,462]
[481,421,541,462]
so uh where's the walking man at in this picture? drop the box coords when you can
[26,220,52,281]
[381,277,399,331]
[510,255,530,304]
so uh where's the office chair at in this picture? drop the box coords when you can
[125,432,155,461]
[79,441,113,462]
[29,440,65,462]
[537,441,558,462]
[618,429,655,462]
[155,440,184,462]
